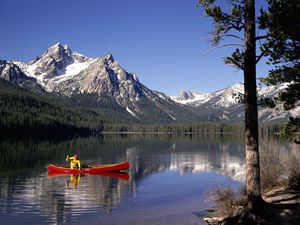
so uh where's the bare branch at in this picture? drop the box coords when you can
[255,35,269,41]
[202,43,244,55]
[200,33,244,41]
[227,0,244,4]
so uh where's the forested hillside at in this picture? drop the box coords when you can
[0,79,133,134]
[0,79,284,135]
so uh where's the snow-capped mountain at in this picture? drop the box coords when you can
[0,60,36,84]
[171,90,213,107]
[12,43,95,89]
[0,43,297,123]
[171,83,244,108]
[1,43,201,123]
[171,83,299,122]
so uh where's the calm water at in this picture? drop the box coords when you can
[0,134,295,225]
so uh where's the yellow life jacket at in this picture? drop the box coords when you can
[66,156,81,169]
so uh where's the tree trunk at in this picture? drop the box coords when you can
[244,0,263,212]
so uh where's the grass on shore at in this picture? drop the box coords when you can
[206,143,300,224]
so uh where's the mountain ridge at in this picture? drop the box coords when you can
[1,43,298,123]
[171,83,299,122]
[2,43,200,123]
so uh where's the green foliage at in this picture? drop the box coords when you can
[281,117,300,143]
[258,97,276,108]
[259,0,300,140]
[224,48,245,69]
[259,0,300,107]
[259,0,300,65]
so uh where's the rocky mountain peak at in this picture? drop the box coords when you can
[44,43,73,65]
[0,60,35,84]
[25,43,76,80]
[170,90,212,107]
[103,53,114,63]
[226,83,244,93]
[177,90,195,101]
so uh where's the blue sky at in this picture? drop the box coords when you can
[0,0,270,95]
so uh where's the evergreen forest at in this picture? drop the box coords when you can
[0,78,284,135]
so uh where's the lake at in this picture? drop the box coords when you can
[0,134,295,225]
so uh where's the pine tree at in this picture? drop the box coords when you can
[198,0,264,218]
[259,0,300,142]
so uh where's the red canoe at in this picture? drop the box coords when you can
[48,161,129,175]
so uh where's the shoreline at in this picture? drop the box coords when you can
[203,186,300,225]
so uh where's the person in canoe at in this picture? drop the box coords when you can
[66,153,81,169]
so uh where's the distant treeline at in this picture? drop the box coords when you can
[103,122,284,135]
[0,79,285,135]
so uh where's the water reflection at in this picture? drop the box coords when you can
[66,174,81,188]
[0,134,295,224]
[0,172,131,223]
[125,137,246,182]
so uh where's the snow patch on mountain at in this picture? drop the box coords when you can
[167,112,176,121]
[56,59,95,77]
[52,58,97,85]
[126,107,138,118]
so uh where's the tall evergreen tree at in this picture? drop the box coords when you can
[243,0,263,212]
[259,0,300,142]
[198,0,264,216]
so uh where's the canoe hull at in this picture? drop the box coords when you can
[48,161,129,174]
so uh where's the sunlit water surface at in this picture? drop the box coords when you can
[0,134,295,225]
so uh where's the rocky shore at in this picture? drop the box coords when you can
[203,187,300,225]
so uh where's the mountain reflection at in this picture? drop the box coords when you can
[126,141,246,182]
